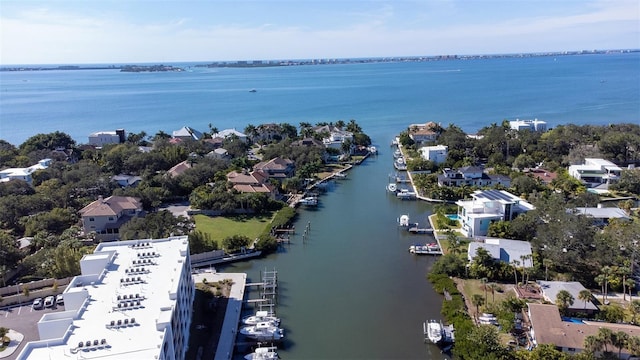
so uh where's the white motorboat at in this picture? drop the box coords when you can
[242,311,280,326]
[244,346,279,360]
[398,214,410,227]
[409,243,440,254]
[298,196,318,206]
[334,172,347,178]
[240,322,284,341]
[387,183,398,192]
[426,320,443,344]
[368,146,377,154]
[396,189,416,199]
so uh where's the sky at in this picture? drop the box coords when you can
[1,0,639,65]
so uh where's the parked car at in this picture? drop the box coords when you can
[33,297,44,310]
[44,296,55,308]
[56,294,64,305]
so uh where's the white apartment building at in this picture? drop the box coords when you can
[419,145,448,164]
[568,158,622,187]
[18,236,195,360]
[456,189,535,237]
[88,129,126,147]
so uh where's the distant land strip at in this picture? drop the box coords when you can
[2,49,638,72]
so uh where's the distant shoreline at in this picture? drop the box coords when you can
[2,49,638,72]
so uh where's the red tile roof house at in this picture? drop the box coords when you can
[226,170,277,198]
[79,196,143,241]
[253,157,295,181]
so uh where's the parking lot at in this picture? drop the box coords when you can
[0,301,65,360]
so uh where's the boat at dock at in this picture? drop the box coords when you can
[297,196,318,206]
[242,310,281,326]
[425,320,443,344]
[387,183,398,192]
[244,346,279,360]
[409,243,441,255]
[396,189,416,200]
[368,146,377,154]
[334,172,347,179]
[240,322,285,341]
[394,157,407,171]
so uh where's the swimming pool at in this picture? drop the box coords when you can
[561,317,585,324]
[446,214,459,221]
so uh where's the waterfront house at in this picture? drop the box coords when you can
[568,158,622,187]
[527,303,638,358]
[0,159,52,185]
[253,157,295,180]
[419,145,448,164]
[456,189,535,237]
[79,196,143,241]
[320,128,354,151]
[212,128,248,142]
[509,119,547,132]
[253,123,286,142]
[226,170,277,198]
[438,166,511,188]
[537,281,598,314]
[88,129,126,147]
[523,168,557,185]
[408,122,440,143]
[172,126,203,141]
[467,238,533,268]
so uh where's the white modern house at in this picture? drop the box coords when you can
[568,158,622,187]
[0,158,52,185]
[88,129,126,147]
[419,145,448,164]
[212,128,248,142]
[438,166,511,188]
[456,189,535,237]
[509,119,547,132]
[17,236,195,360]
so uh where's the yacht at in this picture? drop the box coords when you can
[240,322,285,341]
[426,320,443,344]
[396,189,416,200]
[387,183,398,192]
[334,172,347,179]
[242,310,280,326]
[298,196,318,206]
[398,214,410,227]
[409,243,440,254]
[244,346,279,360]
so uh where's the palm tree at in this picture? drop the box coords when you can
[625,278,636,302]
[471,294,485,319]
[543,258,553,281]
[520,254,532,286]
[631,299,640,325]
[597,327,614,353]
[595,274,606,304]
[584,334,604,355]
[481,278,488,302]
[556,290,574,315]
[600,266,613,304]
[488,283,499,303]
[612,331,629,359]
[619,264,632,301]
[511,260,520,287]
[578,289,592,311]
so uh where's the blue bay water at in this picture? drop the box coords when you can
[1,53,639,146]
[1,53,639,359]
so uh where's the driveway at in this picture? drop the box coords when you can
[160,201,191,218]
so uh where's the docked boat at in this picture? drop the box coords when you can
[244,346,279,360]
[426,320,443,344]
[298,196,318,206]
[394,157,407,171]
[393,149,402,158]
[409,243,441,254]
[368,146,377,154]
[334,172,347,179]
[240,322,284,341]
[396,189,416,200]
[242,311,280,326]
[387,183,398,192]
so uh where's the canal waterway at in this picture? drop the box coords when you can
[223,136,449,359]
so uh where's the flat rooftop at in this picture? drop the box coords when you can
[18,236,190,360]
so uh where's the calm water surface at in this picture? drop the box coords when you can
[224,145,447,359]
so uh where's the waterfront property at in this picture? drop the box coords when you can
[418,145,448,164]
[467,238,533,267]
[79,195,143,241]
[528,303,639,358]
[173,126,204,141]
[508,119,547,132]
[253,157,296,181]
[17,236,195,360]
[226,170,278,198]
[572,206,631,227]
[408,122,440,144]
[438,165,511,188]
[88,129,126,147]
[456,189,535,237]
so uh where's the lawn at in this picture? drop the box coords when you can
[193,213,275,241]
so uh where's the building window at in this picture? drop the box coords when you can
[108,217,114,221]
[89,218,95,221]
